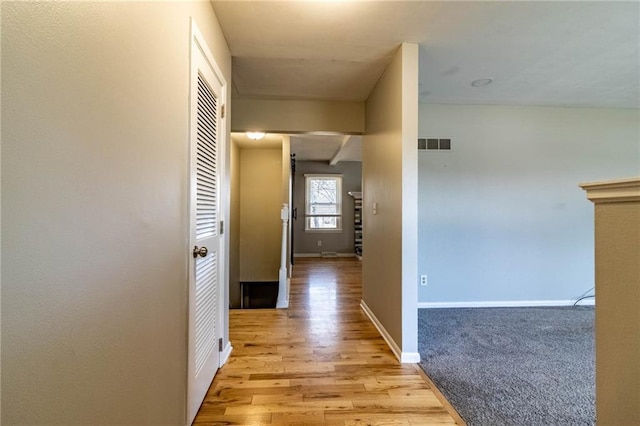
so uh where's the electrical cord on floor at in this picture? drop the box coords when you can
[573,286,595,306]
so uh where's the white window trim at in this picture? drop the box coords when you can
[304,174,343,232]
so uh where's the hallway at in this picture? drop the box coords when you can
[194,258,461,425]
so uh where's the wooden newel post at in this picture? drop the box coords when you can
[580,177,640,426]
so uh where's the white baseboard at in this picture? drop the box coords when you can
[360,300,421,364]
[418,299,595,309]
[400,352,421,363]
[220,342,233,367]
[294,253,356,258]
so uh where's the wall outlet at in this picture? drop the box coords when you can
[317,240,322,247]
[420,275,428,286]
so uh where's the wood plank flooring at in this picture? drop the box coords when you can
[194,258,464,425]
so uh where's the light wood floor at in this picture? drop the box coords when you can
[194,258,464,425]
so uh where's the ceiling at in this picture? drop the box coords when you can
[291,134,361,162]
[232,133,362,162]
[232,133,283,150]
[212,1,639,109]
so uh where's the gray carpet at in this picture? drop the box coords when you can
[418,307,595,426]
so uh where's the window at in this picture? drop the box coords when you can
[305,174,342,231]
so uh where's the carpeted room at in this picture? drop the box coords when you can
[416,105,639,425]
[419,306,595,425]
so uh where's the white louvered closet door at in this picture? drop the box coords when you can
[188,23,226,425]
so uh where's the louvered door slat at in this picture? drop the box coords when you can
[197,184,216,193]
[194,71,219,378]
[195,73,218,240]
[197,107,217,134]
[196,141,216,158]
[196,142,216,159]
[197,126,217,147]
[196,184,215,192]
[196,150,217,170]
[198,85,217,113]
[194,252,217,374]
[198,82,217,109]
[197,164,217,180]
[198,81,217,113]
[197,107,217,133]
[195,165,217,189]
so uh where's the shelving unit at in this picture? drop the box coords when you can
[349,191,363,259]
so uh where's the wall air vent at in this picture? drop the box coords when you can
[439,138,451,150]
[418,138,452,151]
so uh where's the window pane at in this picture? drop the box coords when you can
[309,179,337,205]
[309,216,337,229]
[305,175,342,232]
[310,203,338,215]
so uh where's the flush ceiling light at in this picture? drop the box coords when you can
[246,131,266,140]
[471,78,494,87]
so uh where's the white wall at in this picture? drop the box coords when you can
[1,2,230,423]
[418,104,640,305]
[362,43,419,361]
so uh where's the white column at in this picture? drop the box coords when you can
[276,203,290,308]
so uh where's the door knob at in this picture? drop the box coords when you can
[193,246,208,258]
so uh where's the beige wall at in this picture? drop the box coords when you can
[1,2,230,423]
[362,43,419,357]
[582,179,640,425]
[232,98,365,134]
[239,149,282,282]
[229,140,241,308]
